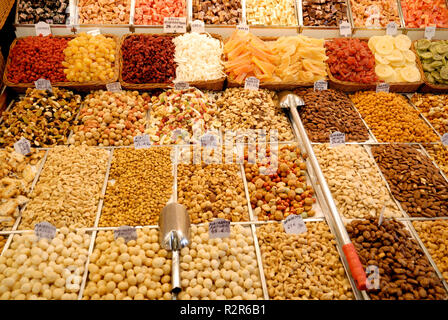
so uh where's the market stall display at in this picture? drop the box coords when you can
[302,0,348,27]
[16,0,69,24]
[350,0,400,28]
[349,91,439,142]
[246,0,297,26]
[134,0,186,25]
[0,148,44,231]
[257,222,354,300]
[19,145,109,229]
[401,0,448,28]
[178,224,263,300]
[295,88,370,142]
[411,93,448,136]
[313,144,402,219]
[99,147,174,227]
[83,228,172,300]
[78,0,131,24]
[371,144,448,218]
[0,88,81,148]
[192,0,243,25]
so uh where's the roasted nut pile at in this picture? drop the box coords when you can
[258,222,354,300]
[134,0,186,25]
[178,162,249,224]
[99,148,173,227]
[178,224,263,300]
[63,33,117,82]
[413,220,448,282]
[372,144,448,218]
[17,0,69,24]
[246,0,297,26]
[0,88,81,148]
[83,228,172,300]
[7,36,69,83]
[350,92,439,143]
[423,143,448,177]
[0,227,90,300]
[245,145,316,221]
[303,0,348,27]
[314,144,402,219]
[193,0,243,25]
[411,93,448,136]
[347,219,447,300]
[69,90,150,147]
[350,0,400,28]
[20,146,109,229]
[296,88,370,143]
[0,236,6,252]
[78,0,131,24]
[0,148,45,231]
[147,88,220,145]
[121,35,176,84]
[216,88,294,142]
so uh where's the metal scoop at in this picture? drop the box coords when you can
[159,202,191,298]
[278,91,305,110]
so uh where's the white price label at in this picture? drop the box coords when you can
[34,78,52,92]
[283,214,307,235]
[209,219,231,239]
[245,76,259,90]
[35,21,51,36]
[339,21,351,37]
[14,137,32,155]
[442,133,448,146]
[330,131,345,147]
[386,22,398,36]
[87,29,101,36]
[134,134,151,149]
[314,80,328,91]
[200,132,219,148]
[425,26,436,40]
[376,82,390,93]
[378,205,386,227]
[237,24,249,32]
[191,20,205,33]
[164,17,187,33]
[174,81,189,90]
[106,82,122,92]
[366,265,380,290]
[35,222,57,241]
[114,226,137,242]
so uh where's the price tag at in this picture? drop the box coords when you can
[237,24,249,32]
[200,132,219,148]
[35,222,57,241]
[378,205,386,226]
[191,20,205,33]
[386,22,398,36]
[174,81,190,90]
[106,82,122,92]
[366,265,380,290]
[425,26,436,40]
[314,80,328,91]
[14,137,32,155]
[330,131,345,147]
[283,214,307,235]
[87,29,101,36]
[34,79,52,92]
[209,219,231,239]
[133,134,151,149]
[245,77,259,90]
[339,21,351,37]
[164,17,187,33]
[442,133,448,146]
[376,82,390,93]
[114,226,137,243]
[35,21,51,36]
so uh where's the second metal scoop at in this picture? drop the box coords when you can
[159,202,191,298]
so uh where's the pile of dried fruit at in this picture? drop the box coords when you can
[415,39,448,85]
[401,0,448,28]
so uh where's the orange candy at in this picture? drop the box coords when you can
[134,0,187,25]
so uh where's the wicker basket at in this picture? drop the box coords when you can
[0,47,4,88]
[412,39,448,93]
[0,0,15,30]
[3,34,120,93]
[326,38,423,93]
[119,33,226,91]
[225,36,320,90]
